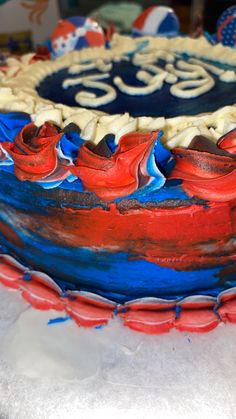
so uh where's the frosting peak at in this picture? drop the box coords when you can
[1,122,63,181]
[69,130,169,201]
[170,129,236,202]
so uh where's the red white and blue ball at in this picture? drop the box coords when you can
[217,6,236,47]
[51,16,105,58]
[132,6,179,37]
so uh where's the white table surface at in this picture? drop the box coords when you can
[0,284,236,419]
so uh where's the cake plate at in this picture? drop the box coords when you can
[1,284,236,419]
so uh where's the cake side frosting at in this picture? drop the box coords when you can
[0,35,236,322]
[0,112,235,304]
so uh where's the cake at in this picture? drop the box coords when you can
[0,34,236,334]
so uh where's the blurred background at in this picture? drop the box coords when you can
[58,0,235,33]
[0,0,235,53]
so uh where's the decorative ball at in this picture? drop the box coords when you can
[51,16,105,58]
[217,6,236,47]
[132,6,179,37]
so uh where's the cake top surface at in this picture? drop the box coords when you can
[36,34,236,119]
[0,34,236,147]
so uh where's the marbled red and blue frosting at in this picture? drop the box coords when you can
[0,112,236,305]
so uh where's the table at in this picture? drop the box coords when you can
[0,284,236,419]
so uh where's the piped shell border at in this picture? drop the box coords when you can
[1,253,236,334]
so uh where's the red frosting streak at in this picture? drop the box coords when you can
[174,309,220,333]
[21,281,64,311]
[218,299,236,323]
[121,309,176,334]
[64,299,113,328]
[0,256,24,289]
[7,199,236,271]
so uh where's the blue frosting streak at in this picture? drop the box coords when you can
[0,112,31,167]
[127,40,150,58]
[0,169,190,209]
[104,134,117,153]
[119,183,190,203]
[0,164,14,174]
[0,112,31,142]
[58,131,85,162]
[58,177,84,192]
[48,316,71,325]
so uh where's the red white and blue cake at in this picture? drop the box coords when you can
[0,33,236,333]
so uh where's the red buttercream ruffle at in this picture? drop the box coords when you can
[170,129,236,202]
[69,130,160,201]
[2,122,63,181]
[218,128,236,154]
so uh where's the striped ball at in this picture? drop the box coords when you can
[132,6,179,37]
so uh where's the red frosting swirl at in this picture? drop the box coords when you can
[170,129,236,202]
[218,128,236,154]
[2,122,63,181]
[70,131,160,201]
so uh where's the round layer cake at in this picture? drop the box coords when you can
[0,34,236,307]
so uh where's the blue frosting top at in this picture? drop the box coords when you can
[37,56,236,118]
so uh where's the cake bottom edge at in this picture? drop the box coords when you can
[1,253,236,335]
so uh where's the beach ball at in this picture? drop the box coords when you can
[217,6,236,47]
[51,16,105,58]
[132,6,179,37]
